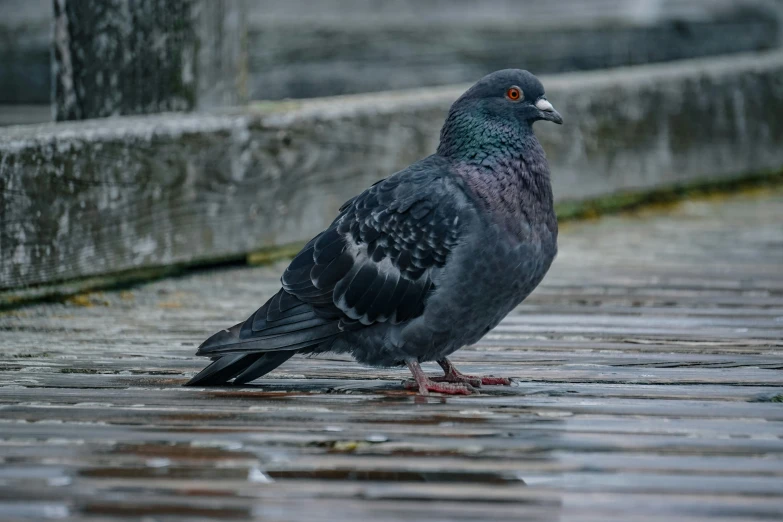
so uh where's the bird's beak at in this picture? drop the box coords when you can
[535,98,563,124]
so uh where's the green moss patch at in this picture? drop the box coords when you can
[556,169,783,222]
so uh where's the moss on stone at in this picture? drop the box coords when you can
[555,169,783,222]
[246,242,306,266]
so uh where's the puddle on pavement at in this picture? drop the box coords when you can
[360,414,491,425]
[0,502,70,519]
[79,465,251,480]
[206,390,308,400]
[267,468,525,484]
[157,411,243,423]
[82,502,251,519]
[111,441,257,461]
[79,463,526,486]
[76,439,530,486]
[79,441,263,480]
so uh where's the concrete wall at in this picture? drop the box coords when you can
[0,0,51,104]
[2,50,783,290]
[52,0,248,120]
[0,0,780,109]
[247,0,782,99]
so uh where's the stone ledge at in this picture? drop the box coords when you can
[2,50,783,291]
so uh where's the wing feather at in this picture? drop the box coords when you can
[279,156,467,328]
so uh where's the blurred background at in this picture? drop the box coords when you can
[1,0,781,125]
[1,0,782,296]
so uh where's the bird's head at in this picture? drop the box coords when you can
[453,69,562,127]
[438,69,562,159]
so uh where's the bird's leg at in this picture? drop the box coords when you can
[435,358,512,386]
[404,360,476,395]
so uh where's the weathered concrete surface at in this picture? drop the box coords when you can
[0,0,51,104]
[0,104,51,126]
[0,189,781,521]
[1,0,780,107]
[247,0,782,99]
[52,0,248,120]
[2,50,783,290]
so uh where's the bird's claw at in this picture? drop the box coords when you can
[432,374,483,388]
[435,358,512,388]
[437,374,511,386]
[478,376,512,386]
[403,379,477,395]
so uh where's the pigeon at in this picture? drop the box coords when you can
[186,69,563,395]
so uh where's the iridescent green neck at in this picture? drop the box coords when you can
[437,108,534,164]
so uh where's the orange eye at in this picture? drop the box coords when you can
[506,86,522,101]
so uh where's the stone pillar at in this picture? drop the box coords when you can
[52,0,247,121]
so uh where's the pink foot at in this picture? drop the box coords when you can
[404,378,476,395]
[405,360,478,395]
[477,376,512,386]
[438,358,512,387]
[432,374,482,387]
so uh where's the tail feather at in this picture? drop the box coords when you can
[185,353,262,386]
[187,289,340,387]
[196,322,244,355]
[199,322,341,355]
[233,351,296,385]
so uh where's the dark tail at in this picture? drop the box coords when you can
[185,350,295,386]
[185,290,340,386]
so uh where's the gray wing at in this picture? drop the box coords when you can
[281,158,466,328]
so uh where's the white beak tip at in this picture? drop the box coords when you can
[535,99,555,112]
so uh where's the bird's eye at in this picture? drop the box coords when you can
[506,86,523,101]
